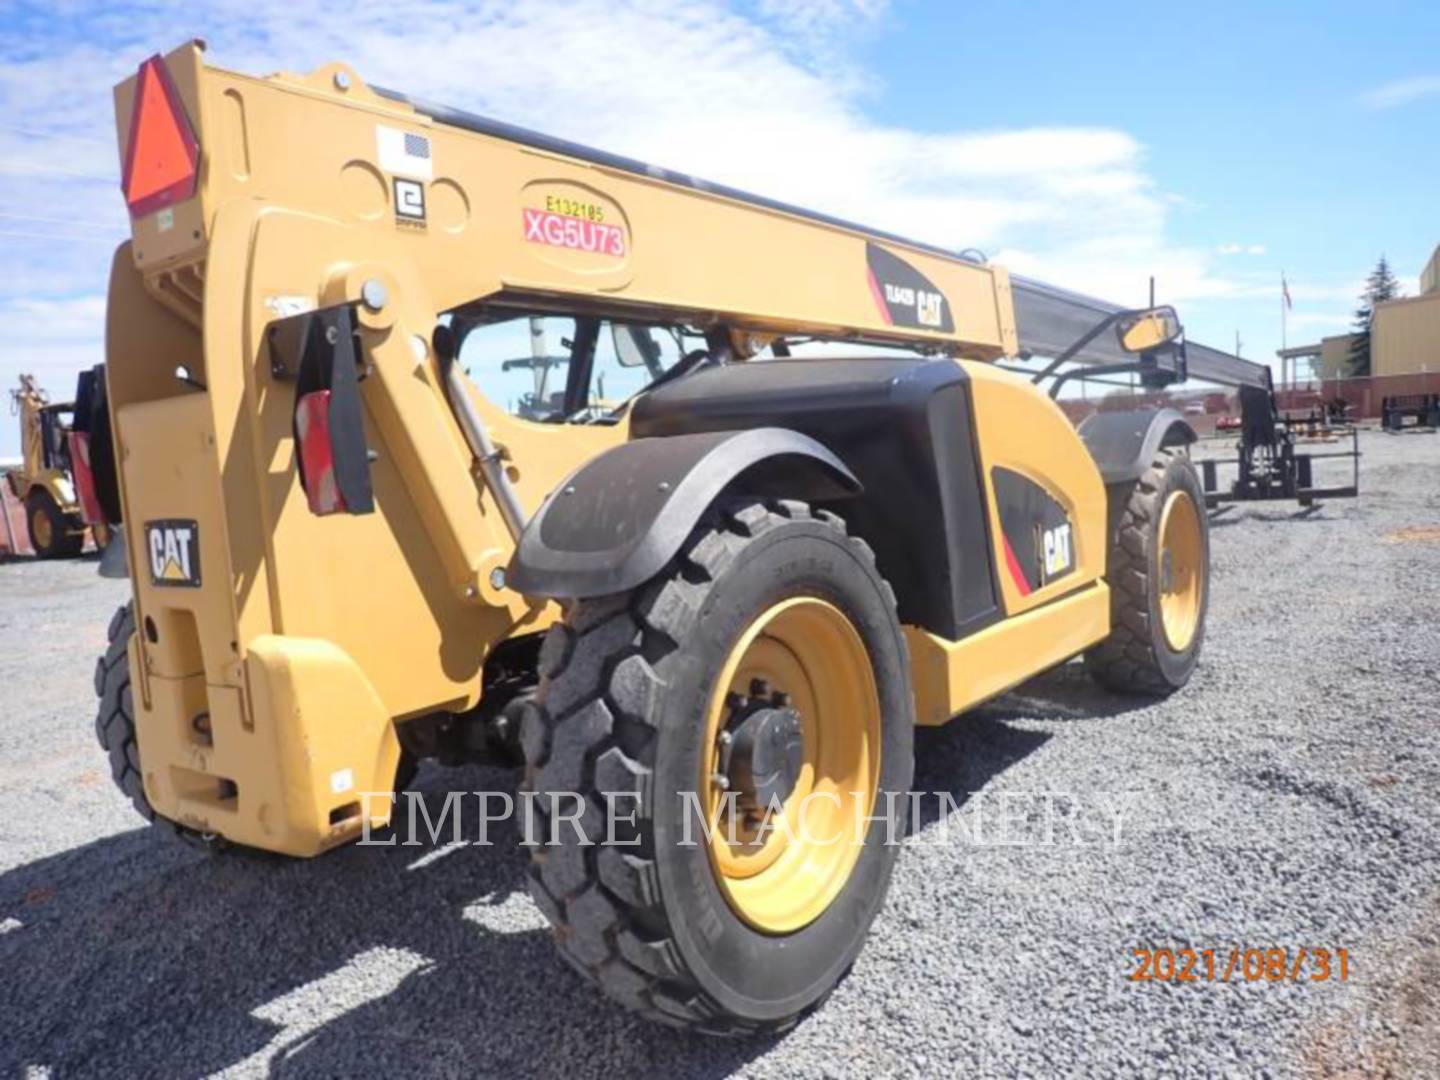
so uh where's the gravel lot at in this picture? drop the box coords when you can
[2,429,1438,1078]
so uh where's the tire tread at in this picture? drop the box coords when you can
[521,498,898,1035]
[94,603,232,851]
[1086,447,1202,694]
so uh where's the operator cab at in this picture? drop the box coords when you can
[450,312,716,424]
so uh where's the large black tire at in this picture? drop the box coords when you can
[94,604,415,852]
[1086,447,1209,694]
[93,603,233,852]
[26,489,83,559]
[521,499,914,1035]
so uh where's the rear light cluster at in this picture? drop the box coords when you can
[294,391,349,515]
[68,432,105,526]
[271,304,376,519]
[121,54,199,218]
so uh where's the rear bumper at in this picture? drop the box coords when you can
[131,632,401,856]
[117,394,400,855]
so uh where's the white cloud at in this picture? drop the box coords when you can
[1361,74,1440,109]
[757,0,889,45]
[0,0,1253,453]
[1217,242,1266,256]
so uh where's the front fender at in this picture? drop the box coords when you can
[1077,407,1196,485]
[506,427,859,599]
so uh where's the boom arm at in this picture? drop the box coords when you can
[1012,276,1271,389]
[385,83,1266,386]
[118,43,1258,389]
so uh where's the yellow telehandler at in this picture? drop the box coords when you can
[91,41,1262,1033]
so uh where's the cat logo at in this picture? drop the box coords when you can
[145,520,201,587]
[916,289,944,328]
[1042,523,1073,581]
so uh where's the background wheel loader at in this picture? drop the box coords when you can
[87,42,1260,1034]
[6,373,111,558]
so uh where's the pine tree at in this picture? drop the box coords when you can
[1347,256,1404,376]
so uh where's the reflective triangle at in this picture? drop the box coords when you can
[123,56,197,213]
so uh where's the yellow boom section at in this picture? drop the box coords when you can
[114,41,1017,356]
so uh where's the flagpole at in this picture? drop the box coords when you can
[1280,271,1289,389]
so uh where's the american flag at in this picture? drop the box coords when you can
[1282,273,1293,311]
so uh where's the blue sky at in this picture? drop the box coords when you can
[1,0,1435,457]
[851,1,1438,344]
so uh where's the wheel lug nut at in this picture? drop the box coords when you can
[717,730,732,746]
[711,772,730,790]
[749,678,770,698]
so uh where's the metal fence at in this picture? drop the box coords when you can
[1053,370,1440,433]
[1309,372,1440,420]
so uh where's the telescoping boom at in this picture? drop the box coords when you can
[376,79,1268,385]
[116,41,1260,381]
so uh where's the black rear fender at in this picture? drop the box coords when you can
[506,427,858,599]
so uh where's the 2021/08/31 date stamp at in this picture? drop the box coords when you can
[1128,947,1351,983]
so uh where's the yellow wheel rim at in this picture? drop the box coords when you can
[31,506,52,551]
[701,597,881,934]
[1157,489,1203,651]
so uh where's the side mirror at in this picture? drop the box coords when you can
[1117,306,1182,354]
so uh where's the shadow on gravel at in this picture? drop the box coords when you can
[908,661,1153,833]
[910,716,1050,833]
[0,764,774,1079]
[1208,506,1332,528]
[977,661,1155,726]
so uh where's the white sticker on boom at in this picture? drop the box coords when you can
[330,768,355,795]
[376,125,433,180]
[264,294,316,318]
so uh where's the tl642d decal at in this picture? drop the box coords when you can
[865,242,955,332]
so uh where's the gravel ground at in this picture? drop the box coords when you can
[1,429,1438,1078]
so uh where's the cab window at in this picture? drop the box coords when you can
[454,314,696,423]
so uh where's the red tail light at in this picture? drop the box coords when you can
[295,391,347,515]
[121,54,199,217]
[68,432,105,526]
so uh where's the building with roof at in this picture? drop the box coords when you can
[1285,245,1440,383]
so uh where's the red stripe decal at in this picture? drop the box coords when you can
[866,268,893,325]
[1002,533,1032,597]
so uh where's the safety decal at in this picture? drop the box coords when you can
[865,242,954,332]
[145,519,201,588]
